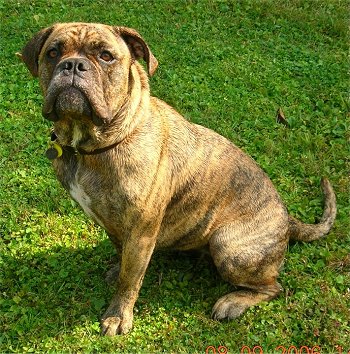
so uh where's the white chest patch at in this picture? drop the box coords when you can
[69,183,105,228]
[71,123,83,148]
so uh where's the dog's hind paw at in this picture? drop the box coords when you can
[105,263,120,285]
[211,294,247,320]
[211,285,281,321]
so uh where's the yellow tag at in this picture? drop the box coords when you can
[53,143,63,158]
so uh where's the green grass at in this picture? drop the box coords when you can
[1,0,349,352]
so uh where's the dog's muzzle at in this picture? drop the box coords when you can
[42,57,109,126]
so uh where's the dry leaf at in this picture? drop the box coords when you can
[276,107,289,127]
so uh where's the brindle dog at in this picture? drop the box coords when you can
[21,23,336,335]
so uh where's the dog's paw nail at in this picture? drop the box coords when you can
[101,316,132,335]
[101,316,121,336]
[211,296,245,321]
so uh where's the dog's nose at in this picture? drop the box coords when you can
[58,58,91,76]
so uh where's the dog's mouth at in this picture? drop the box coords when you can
[55,86,91,117]
[43,83,110,126]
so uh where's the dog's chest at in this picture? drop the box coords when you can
[69,182,106,229]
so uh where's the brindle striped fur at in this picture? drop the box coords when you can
[21,23,336,336]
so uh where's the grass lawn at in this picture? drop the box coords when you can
[0,0,349,352]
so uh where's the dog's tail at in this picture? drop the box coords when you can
[288,178,337,242]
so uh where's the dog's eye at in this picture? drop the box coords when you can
[47,48,59,59]
[100,51,114,62]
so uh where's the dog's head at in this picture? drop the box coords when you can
[21,23,158,149]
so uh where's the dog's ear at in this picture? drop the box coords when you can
[21,26,55,77]
[115,26,158,76]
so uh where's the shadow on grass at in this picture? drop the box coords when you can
[1,238,227,348]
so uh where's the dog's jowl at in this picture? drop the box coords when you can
[21,23,336,335]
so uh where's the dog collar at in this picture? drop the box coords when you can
[46,132,123,159]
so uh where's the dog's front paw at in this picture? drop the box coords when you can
[101,315,133,335]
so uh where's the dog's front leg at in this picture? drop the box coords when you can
[101,225,158,335]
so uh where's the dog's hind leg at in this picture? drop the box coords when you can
[209,220,288,320]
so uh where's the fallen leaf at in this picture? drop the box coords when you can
[276,107,289,127]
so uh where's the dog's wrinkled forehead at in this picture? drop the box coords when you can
[42,23,127,58]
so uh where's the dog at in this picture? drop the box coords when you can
[20,22,336,335]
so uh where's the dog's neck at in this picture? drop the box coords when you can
[104,62,151,145]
